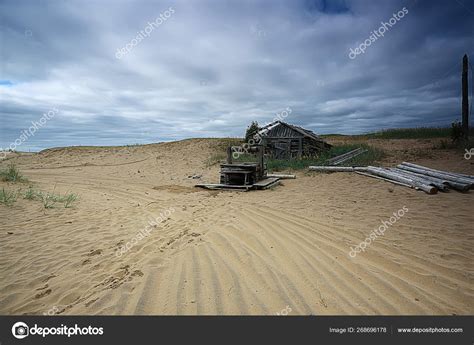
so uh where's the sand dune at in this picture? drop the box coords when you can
[0,138,472,315]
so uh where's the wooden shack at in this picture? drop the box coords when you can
[256,121,331,159]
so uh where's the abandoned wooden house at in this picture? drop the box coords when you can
[256,121,331,159]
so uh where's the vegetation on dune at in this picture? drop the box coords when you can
[266,144,384,171]
[205,138,245,167]
[360,126,474,140]
[0,188,18,206]
[231,144,384,171]
[364,127,453,139]
[205,153,227,167]
[0,164,28,182]
[0,185,78,208]
[22,186,79,209]
[0,164,78,208]
[322,126,474,141]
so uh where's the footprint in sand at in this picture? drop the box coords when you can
[35,289,52,299]
[87,249,103,256]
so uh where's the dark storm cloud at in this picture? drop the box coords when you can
[0,0,472,151]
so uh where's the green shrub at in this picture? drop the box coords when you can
[451,121,464,143]
[0,164,27,182]
[63,193,78,208]
[266,144,384,171]
[0,188,17,206]
[244,121,259,142]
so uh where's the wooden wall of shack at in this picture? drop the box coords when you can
[259,123,330,159]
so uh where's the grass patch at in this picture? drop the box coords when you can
[205,153,227,167]
[363,126,474,140]
[22,186,78,208]
[39,191,79,209]
[205,138,245,167]
[63,193,78,208]
[23,186,38,200]
[233,153,258,163]
[40,192,56,209]
[266,144,384,172]
[433,137,474,150]
[0,188,17,206]
[0,164,28,182]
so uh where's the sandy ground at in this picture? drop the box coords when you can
[0,138,473,315]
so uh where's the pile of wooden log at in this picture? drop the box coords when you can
[308,162,474,195]
[326,147,368,166]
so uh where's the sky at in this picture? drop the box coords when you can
[0,0,473,151]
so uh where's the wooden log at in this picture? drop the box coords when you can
[398,164,474,187]
[389,168,449,191]
[462,54,469,140]
[267,174,296,179]
[308,166,368,172]
[332,149,367,165]
[400,162,474,181]
[327,148,363,165]
[355,171,414,188]
[327,148,361,162]
[392,168,470,192]
[399,162,468,179]
[367,167,437,194]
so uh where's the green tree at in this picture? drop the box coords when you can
[245,121,259,142]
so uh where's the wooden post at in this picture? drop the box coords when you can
[257,145,265,179]
[287,139,291,159]
[298,138,302,159]
[462,54,469,139]
[226,146,233,164]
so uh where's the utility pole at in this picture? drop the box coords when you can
[462,54,469,140]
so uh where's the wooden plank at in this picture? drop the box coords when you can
[253,178,280,190]
[252,177,278,186]
[253,178,280,189]
[260,179,281,190]
[267,174,296,179]
[308,166,368,172]
[220,168,254,173]
[195,183,252,191]
[220,163,258,168]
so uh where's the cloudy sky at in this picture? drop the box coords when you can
[0,0,473,151]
